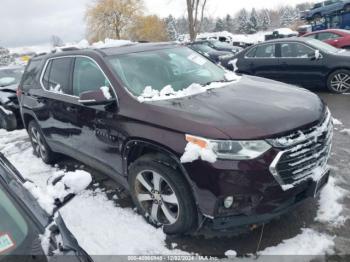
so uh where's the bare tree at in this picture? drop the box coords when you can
[51,35,64,47]
[186,0,208,41]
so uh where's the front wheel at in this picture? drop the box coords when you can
[0,107,17,131]
[129,155,197,234]
[28,120,58,164]
[327,70,350,93]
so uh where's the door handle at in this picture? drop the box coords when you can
[66,106,78,113]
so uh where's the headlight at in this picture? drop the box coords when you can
[185,135,271,160]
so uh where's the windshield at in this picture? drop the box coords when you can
[108,47,226,96]
[307,38,340,53]
[0,184,28,257]
[0,68,23,87]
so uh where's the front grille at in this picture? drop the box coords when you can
[269,109,333,188]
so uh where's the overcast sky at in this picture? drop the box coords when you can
[0,0,313,47]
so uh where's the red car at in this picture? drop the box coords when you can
[303,29,350,49]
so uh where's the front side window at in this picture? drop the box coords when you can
[73,57,111,96]
[281,43,315,58]
[108,47,226,96]
[0,185,28,256]
[254,44,276,58]
[42,57,73,94]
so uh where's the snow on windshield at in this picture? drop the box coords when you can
[138,71,241,102]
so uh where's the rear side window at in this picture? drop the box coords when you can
[42,58,73,94]
[254,44,276,58]
[21,60,42,90]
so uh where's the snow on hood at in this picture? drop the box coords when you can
[138,72,241,102]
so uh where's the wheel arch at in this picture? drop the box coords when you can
[122,138,200,206]
[22,112,37,130]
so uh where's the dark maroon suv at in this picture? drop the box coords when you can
[18,43,333,234]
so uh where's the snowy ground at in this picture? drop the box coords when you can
[0,92,349,259]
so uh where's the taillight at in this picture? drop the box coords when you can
[16,87,22,97]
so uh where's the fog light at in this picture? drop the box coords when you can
[224,196,234,208]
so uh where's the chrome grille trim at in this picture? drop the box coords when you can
[269,109,333,191]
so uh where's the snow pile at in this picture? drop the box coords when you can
[180,141,217,163]
[224,250,237,257]
[100,86,112,100]
[274,28,298,36]
[24,181,56,214]
[259,228,335,256]
[49,84,63,94]
[92,39,134,49]
[340,129,350,136]
[138,74,240,102]
[24,170,92,214]
[60,190,189,255]
[316,176,347,226]
[332,118,343,126]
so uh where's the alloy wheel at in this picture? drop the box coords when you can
[30,127,47,159]
[330,73,350,93]
[135,170,180,225]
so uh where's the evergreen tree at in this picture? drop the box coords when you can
[176,16,189,35]
[237,8,249,34]
[224,14,234,32]
[201,17,216,33]
[214,18,225,32]
[279,6,299,27]
[164,15,178,40]
[260,9,271,31]
[247,8,258,34]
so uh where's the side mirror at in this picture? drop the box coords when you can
[78,87,116,106]
[47,171,92,214]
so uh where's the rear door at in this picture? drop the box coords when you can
[244,43,281,80]
[276,42,326,87]
[38,57,80,152]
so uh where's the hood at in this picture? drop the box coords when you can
[0,84,17,92]
[133,75,324,140]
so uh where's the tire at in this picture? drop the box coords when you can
[327,69,350,93]
[128,154,197,234]
[28,120,58,164]
[0,109,16,131]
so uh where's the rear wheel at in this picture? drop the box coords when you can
[327,69,350,93]
[129,155,197,234]
[28,120,58,164]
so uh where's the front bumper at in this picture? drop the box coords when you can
[182,148,330,230]
[211,169,329,230]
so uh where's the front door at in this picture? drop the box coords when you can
[71,57,124,178]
